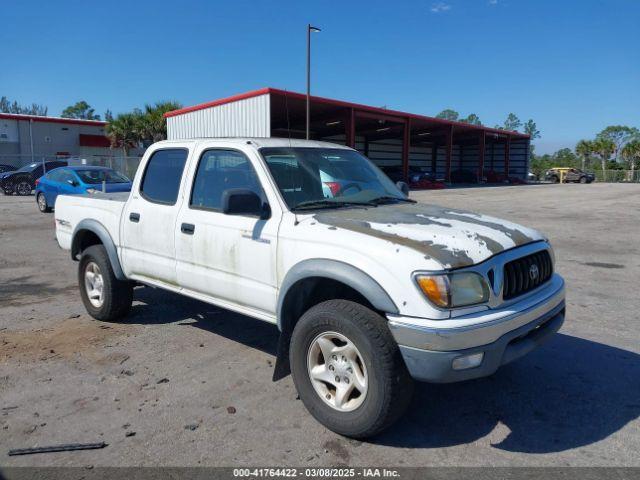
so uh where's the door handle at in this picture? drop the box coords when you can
[181,223,195,235]
[129,212,140,222]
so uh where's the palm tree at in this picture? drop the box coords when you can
[138,101,182,144]
[621,140,640,181]
[591,137,616,182]
[575,139,593,171]
[106,113,141,157]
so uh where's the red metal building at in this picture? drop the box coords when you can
[165,88,530,184]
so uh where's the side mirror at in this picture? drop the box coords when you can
[396,181,410,196]
[222,188,270,219]
[67,179,78,187]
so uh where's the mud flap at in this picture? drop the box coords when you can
[272,332,291,381]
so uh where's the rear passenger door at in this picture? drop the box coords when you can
[175,147,281,319]
[121,147,190,286]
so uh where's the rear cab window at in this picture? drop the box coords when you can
[140,149,189,205]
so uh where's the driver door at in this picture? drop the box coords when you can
[175,146,281,318]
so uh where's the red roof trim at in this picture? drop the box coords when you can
[0,113,107,126]
[164,87,529,139]
[163,88,272,118]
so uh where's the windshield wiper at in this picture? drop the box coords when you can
[369,196,417,205]
[291,199,376,211]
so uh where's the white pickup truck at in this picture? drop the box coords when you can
[55,138,565,438]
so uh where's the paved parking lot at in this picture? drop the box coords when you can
[1,183,639,467]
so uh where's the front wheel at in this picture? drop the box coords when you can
[37,193,52,213]
[79,245,133,321]
[579,176,587,184]
[15,180,33,196]
[290,300,414,438]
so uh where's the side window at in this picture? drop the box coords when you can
[47,170,64,182]
[190,149,262,211]
[57,170,74,184]
[140,149,188,205]
[63,170,79,184]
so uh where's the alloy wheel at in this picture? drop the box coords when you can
[307,331,368,412]
[37,194,47,211]
[16,181,32,196]
[84,262,105,308]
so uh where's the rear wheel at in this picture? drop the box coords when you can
[3,183,15,195]
[37,193,52,213]
[552,176,560,183]
[290,300,413,438]
[579,176,587,184]
[16,180,33,196]
[79,245,133,321]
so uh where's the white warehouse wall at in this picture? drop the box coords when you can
[167,94,271,140]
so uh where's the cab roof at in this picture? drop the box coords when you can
[153,137,352,150]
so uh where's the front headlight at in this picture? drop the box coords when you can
[416,272,490,309]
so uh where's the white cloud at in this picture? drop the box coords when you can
[430,2,451,13]
[488,0,498,4]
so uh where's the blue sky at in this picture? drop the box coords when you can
[2,0,638,153]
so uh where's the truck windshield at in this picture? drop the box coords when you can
[260,147,406,210]
[75,169,130,184]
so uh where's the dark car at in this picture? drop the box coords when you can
[545,167,595,184]
[1,160,68,196]
[0,164,15,174]
[381,165,446,189]
[483,169,527,185]
[450,169,477,183]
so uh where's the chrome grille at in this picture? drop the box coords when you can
[502,250,553,300]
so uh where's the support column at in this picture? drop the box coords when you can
[478,131,485,183]
[402,118,411,181]
[431,143,437,175]
[504,135,511,176]
[345,108,356,148]
[445,125,453,182]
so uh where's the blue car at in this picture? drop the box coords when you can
[35,166,132,213]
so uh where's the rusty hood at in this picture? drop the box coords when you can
[313,203,545,269]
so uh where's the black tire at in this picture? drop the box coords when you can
[3,183,15,195]
[551,176,560,184]
[579,176,587,184]
[37,193,52,213]
[15,180,33,196]
[78,245,133,321]
[290,300,414,438]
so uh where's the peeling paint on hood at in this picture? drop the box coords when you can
[313,203,544,269]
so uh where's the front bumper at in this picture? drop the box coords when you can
[387,274,565,383]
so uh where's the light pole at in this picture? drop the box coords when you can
[306,24,321,140]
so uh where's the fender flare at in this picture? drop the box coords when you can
[71,219,126,281]
[276,258,399,332]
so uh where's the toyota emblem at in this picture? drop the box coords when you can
[529,264,539,281]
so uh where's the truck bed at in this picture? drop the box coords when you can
[55,192,130,252]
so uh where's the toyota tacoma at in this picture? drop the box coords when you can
[55,138,565,438]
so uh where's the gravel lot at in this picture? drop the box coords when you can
[1,183,639,467]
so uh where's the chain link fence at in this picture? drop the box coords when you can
[0,154,142,180]
[2,154,638,185]
[592,170,640,183]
